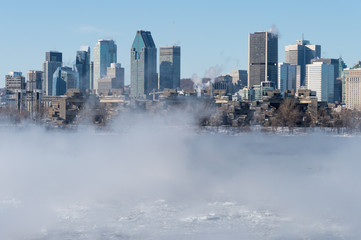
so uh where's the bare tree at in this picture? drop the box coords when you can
[272,98,300,128]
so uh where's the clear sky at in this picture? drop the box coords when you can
[0,0,359,87]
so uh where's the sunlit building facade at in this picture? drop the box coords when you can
[130,30,157,98]
[159,46,181,90]
[93,40,117,91]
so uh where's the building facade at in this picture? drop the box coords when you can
[159,46,181,90]
[93,40,117,91]
[248,31,278,88]
[42,51,62,95]
[278,63,300,95]
[75,46,91,94]
[306,62,334,102]
[27,70,43,91]
[52,67,79,96]
[5,72,26,94]
[98,63,125,94]
[230,69,248,89]
[285,40,321,86]
[344,67,361,109]
[311,58,347,103]
[130,30,158,98]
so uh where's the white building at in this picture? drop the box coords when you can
[306,62,334,102]
[278,63,300,94]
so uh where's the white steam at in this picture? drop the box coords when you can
[192,65,223,96]
[0,115,360,239]
[268,24,279,37]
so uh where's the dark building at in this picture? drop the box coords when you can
[248,31,278,88]
[285,40,321,86]
[75,46,91,94]
[43,51,62,95]
[159,46,181,90]
[130,30,157,98]
[214,75,233,94]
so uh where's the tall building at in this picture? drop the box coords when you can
[278,63,300,94]
[52,67,79,96]
[306,62,334,102]
[344,67,361,109]
[130,30,158,98]
[75,46,91,94]
[93,40,117,91]
[98,63,125,93]
[285,40,321,86]
[5,72,25,94]
[159,46,181,89]
[230,70,248,89]
[27,70,43,91]
[248,31,278,87]
[311,58,343,103]
[42,51,62,95]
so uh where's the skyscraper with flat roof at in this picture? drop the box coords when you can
[278,63,300,94]
[248,31,278,88]
[27,70,43,91]
[42,51,62,95]
[285,40,321,86]
[306,61,334,102]
[93,40,117,91]
[130,30,157,98]
[159,46,180,90]
[75,46,91,94]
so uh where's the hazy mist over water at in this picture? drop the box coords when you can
[1,114,361,239]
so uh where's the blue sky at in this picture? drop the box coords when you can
[0,0,359,87]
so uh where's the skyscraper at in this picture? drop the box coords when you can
[311,58,342,103]
[130,30,157,98]
[75,46,91,94]
[27,70,43,91]
[248,31,278,88]
[278,63,300,94]
[52,67,79,96]
[42,51,62,95]
[93,40,117,91]
[159,46,180,90]
[285,40,321,86]
[306,62,334,102]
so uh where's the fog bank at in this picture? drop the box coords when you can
[0,117,360,239]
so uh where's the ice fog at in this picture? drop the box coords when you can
[0,115,361,239]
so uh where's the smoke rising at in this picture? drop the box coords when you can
[0,115,361,239]
[268,24,279,37]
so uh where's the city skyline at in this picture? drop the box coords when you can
[1,0,360,87]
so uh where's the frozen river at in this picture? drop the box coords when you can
[0,121,360,239]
